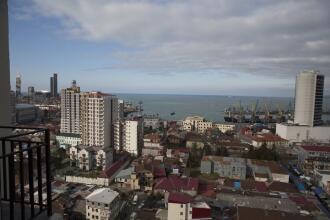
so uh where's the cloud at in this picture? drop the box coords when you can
[19,0,330,79]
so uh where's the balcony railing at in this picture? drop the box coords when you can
[0,126,52,220]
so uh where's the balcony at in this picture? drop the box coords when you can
[0,126,52,220]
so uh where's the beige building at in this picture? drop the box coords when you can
[69,145,113,171]
[80,92,116,148]
[182,116,204,131]
[196,121,213,133]
[86,188,121,220]
[213,123,236,133]
[60,84,81,134]
[122,119,144,156]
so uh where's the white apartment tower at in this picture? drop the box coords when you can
[80,92,117,148]
[122,119,143,156]
[60,84,81,134]
[294,70,324,126]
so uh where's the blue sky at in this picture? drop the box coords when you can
[8,0,330,97]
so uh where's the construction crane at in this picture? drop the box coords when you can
[251,99,259,121]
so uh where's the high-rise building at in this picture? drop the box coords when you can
[294,70,324,126]
[50,73,58,97]
[28,86,35,102]
[16,73,21,98]
[80,92,117,148]
[122,118,143,156]
[60,83,81,134]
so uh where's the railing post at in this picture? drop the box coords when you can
[44,129,52,216]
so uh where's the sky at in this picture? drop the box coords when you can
[8,0,330,97]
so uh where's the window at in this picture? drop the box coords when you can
[180,204,183,208]
[180,212,183,215]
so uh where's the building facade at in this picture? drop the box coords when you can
[86,188,121,220]
[182,116,204,131]
[50,73,58,97]
[122,119,143,156]
[298,145,330,174]
[80,92,116,148]
[201,156,247,180]
[294,70,324,126]
[60,85,81,134]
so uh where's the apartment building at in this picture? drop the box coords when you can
[80,92,116,148]
[201,156,247,180]
[196,121,213,133]
[69,145,113,171]
[56,133,81,147]
[144,115,161,130]
[298,145,330,174]
[213,123,236,133]
[86,188,121,220]
[122,119,143,156]
[60,84,81,134]
[167,192,211,220]
[142,133,164,156]
[182,116,204,131]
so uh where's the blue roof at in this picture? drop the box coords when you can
[314,187,325,195]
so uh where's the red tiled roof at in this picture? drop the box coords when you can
[168,192,193,204]
[154,175,198,192]
[192,207,212,219]
[99,154,129,178]
[300,145,330,153]
[255,181,268,193]
[153,166,166,178]
[244,133,286,143]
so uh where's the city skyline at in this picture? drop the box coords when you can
[8,0,330,96]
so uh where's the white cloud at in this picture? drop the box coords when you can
[21,0,330,78]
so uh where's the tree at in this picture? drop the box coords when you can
[215,146,229,157]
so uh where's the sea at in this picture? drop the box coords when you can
[116,93,330,123]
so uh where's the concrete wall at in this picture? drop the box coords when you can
[276,123,330,143]
[65,176,110,186]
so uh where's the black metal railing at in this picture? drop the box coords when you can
[0,126,52,220]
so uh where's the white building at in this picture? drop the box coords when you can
[123,119,143,156]
[144,115,161,130]
[167,192,212,220]
[86,188,121,220]
[297,145,330,174]
[142,133,164,156]
[60,85,81,134]
[294,70,324,126]
[196,121,213,133]
[80,92,117,148]
[182,116,204,131]
[69,145,112,171]
[213,123,236,133]
[276,70,330,143]
[56,133,81,147]
[276,123,330,143]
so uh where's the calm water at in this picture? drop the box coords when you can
[116,93,330,122]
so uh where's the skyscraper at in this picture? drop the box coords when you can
[16,73,21,98]
[80,92,118,148]
[60,83,81,134]
[50,73,58,97]
[28,86,35,102]
[294,70,324,126]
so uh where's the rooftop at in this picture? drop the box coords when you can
[236,206,314,220]
[168,192,194,204]
[86,188,119,204]
[202,155,246,166]
[300,145,330,153]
